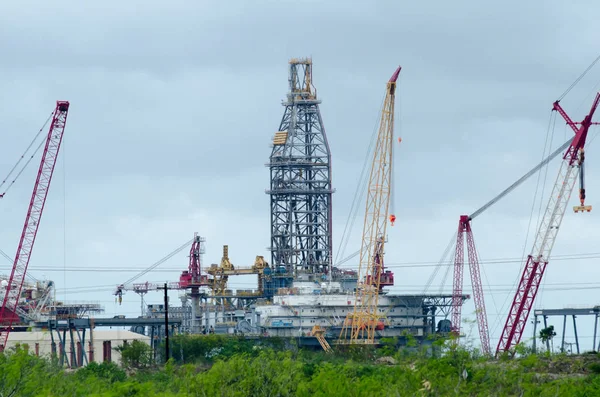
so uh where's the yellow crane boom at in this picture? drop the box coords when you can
[340,66,401,344]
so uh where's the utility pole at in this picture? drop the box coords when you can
[158,283,169,363]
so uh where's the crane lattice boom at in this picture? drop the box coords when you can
[451,216,491,355]
[0,101,70,350]
[448,137,572,354]
[496,93,600,356]
[340,66,400,344]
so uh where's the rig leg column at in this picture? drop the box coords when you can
[532,315,538,353]
[561,315,567,352]
[593,314,599,352]
[572,315,580,354]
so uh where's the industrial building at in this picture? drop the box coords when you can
[4,329,150,368]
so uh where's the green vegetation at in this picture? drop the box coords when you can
[115,340,153,369]
[1,336,600,396]
[539,326,558,352]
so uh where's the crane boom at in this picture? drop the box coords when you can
[450,137,572,353]
[451,216,491,355]
[0,101,70,350]
[464,223,490,355]
[496,93,600,356]
[340,66,400,343]
[469,138,572,220]
[117,238,194,288]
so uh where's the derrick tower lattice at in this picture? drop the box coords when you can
[267,58,334,278]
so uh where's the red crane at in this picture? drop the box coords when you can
[451,215,491,354]
[452,129,571,355]
[114,235,209,316]
[0,101,70,350]
[177,233,209,289]
[496,92,600,356]
[451,137,574,355]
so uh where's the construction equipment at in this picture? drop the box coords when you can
[496,92,600,356]
[451,216,490,354]
[114,234,212,333]
[115,238,195,300]
[178,233,209,289]
[0,101,70,350]
[114,281,187,315]
[0,109,56,200]
[339,66,401,344]
[114,235,207,313]
[114,239,268,319]
[180,234,210,333]
[14,279,54,323]
[447,136,573,355]
[206,245,269,298]
[311,325,332,353]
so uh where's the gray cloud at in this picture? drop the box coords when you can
[1,0,600,347]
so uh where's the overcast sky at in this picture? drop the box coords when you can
[1,0,600,351]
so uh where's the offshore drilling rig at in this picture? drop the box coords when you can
[108,58,460,346]
[1,59,460,352]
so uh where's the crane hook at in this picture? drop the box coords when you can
[573,149,592,213]
[389,214,396,226]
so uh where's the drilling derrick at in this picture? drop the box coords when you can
[267,58,333,281]
[340,66,401,344]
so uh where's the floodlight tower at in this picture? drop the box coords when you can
[267,58,334,281]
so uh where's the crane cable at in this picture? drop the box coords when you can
[390,80,401,220]
[333,94,386,266]
[437,237,456,295]
[335,248,360,267]
[474,236,500,329]
[15,250,600,273]
[557,53,600,102]
[0,111,54,197]
[334,76,401,268]
[490,58,600,336]
[0,247,38,282]
[0,249,12,263]
[423,133,568,295]
[531,111,557,310]
[490,111,558,336]
[119,238,194,287]
[422,232,455,294]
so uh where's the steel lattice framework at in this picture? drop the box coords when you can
[496,93,600,356]
[267,58,333,278]
[446,135,575,356]
[339,66,401,344]
[0,101,70,349]
[451,216,491,355]
[446,137,574,355]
